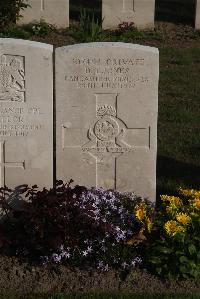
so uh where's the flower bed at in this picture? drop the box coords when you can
[0,182,199,283]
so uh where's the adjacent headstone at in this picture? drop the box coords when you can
[18,0,69,28]
[56,43,159,201]
[0,39,53,189]
[102,0,155,30]
[195,0,200,29]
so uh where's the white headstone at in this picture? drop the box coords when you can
[56,43,159,202]
[18,0,69,28]
[0,39,53,189]
[102,0,155,30]
[195,0,200,29]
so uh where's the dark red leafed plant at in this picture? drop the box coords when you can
[118,22,135,32]
[0,181,153,272]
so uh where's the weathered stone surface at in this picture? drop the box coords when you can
[56,43,159,201]
[195,0,200,29]
[19,0,69,28]
[102,0,155,30]
[0,39,53,189]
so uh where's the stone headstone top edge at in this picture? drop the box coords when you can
[56,42,159,55]
[0,38,53,51]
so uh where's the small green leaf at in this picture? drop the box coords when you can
[197,251,200,261]
[179,256,188,264]
[194,236,200,242]
[180,265,187,273]
[156,267,162,275]
[188,244,196,255]
[182,273,189,279]
[175,250,184,256]
[149,257,161,264]
[155,246,173,254]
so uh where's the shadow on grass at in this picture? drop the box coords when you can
[70,0,196,26]
[157,155,200,196]
[155,0,196,26]
[70,0,101,21]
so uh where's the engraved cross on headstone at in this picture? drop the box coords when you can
[62,93,150,189]
[123,0,134,12]
[41,0,45,11]
[0,141,25,187]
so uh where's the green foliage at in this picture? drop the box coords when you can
[0,26,31,39]
[22,19,55,36]
[146,188,200,280]
[0,20,54,39]
[0,0,29,28]
[71,9,102,42]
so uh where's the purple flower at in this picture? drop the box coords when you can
[121,262,129,269]
[103,264,109,272]
[87,246,92,253]
[131,257,143,267]
[60,251,71,259]
[52,253,62,263]
[97,261,109,272]
[82,250,88,257]
[40,256,49,265]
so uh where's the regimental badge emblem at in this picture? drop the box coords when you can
[82,104,133,162]
[0,55,25,102]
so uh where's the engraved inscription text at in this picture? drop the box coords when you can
[65,57,148,89]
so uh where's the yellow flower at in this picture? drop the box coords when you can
[161,195,171,202]
[146,217,153,233]
[176,213,191,225]
[170,197,183,207]
[179,188,200,199]
[166,205,175,214]
[161,195,182,207]
[164,220,185,236]
[176,226,185,234]
[165,220,177,236]
[192,198,200,209]
[135,203,146,221]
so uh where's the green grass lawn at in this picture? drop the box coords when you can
[157,47,200,197]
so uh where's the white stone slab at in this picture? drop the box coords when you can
[102,0,155,30]
[56,43,159,202]
[195,0,200,29]
[19,0,69,28]
[0,39,53,189]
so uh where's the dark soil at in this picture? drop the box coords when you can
[29,22,200,49]
[0,255,199,295]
